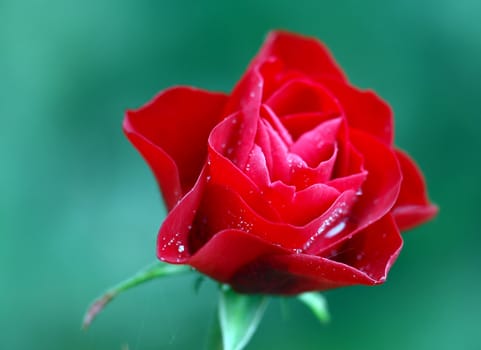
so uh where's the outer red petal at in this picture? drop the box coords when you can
[188,229,289,283]
[326,214,403,282]
[124,87,227,210]
[156,167,208,263]
[230,254,372,295]
[123,121,182,211]
[229,215,402,295]
[348,129,402,230]
[302,129,400,256]
[223,66,264,123]
[189,182,303,251]
[224,31,347,116]
[320,78,394,145]
[392,150,438,230]
[254,31,348,82]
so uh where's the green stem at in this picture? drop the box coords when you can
[82,261,190,329]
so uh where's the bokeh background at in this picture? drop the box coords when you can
[1,0,480,349]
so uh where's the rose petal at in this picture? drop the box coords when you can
[191,183,301,250]
[327,172,368,193]
[229,215,402,295]
[189,178,357,252]
[223,64,264,119]
[320,78,394,145]
[230,251,373,295]
[301,190,358,254]
[281,183,340,225]
[348,129,402,230]
[156,167,208,262]
[212,110,259,170]
[244,145,270,187]
[290,117,342,167]
[289,145,337,190]
[323,214,403,282]
[123,123,182,211]
[208,114,280,222]
[261,104,293,146]
[188,229,289,283]
[254,31,348,83]
[252,116,292,183]
[266,79,341,118]
[281,111,340,140]
[124,87,227,209]
[392,150,438,230]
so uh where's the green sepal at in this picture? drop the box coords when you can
[297,292,330,324]
[82,261,190,329]
[218,286,269,350]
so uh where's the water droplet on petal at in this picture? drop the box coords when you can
[325,221,346,238]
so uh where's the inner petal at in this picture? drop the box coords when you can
[255,116,345,190]
[266,79,342,117]
[290,117,342,167]
[289,145,337,190]
[255,118,291,183]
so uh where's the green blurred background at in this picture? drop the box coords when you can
[1,0,480,349]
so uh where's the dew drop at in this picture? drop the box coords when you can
[178,245,185,253]
[325,221,346,238]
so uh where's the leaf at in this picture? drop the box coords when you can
[218,286,269,350]
[83,261,190,329]
[297,292,330,324]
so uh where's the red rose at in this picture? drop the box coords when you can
[124,31,437,294]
